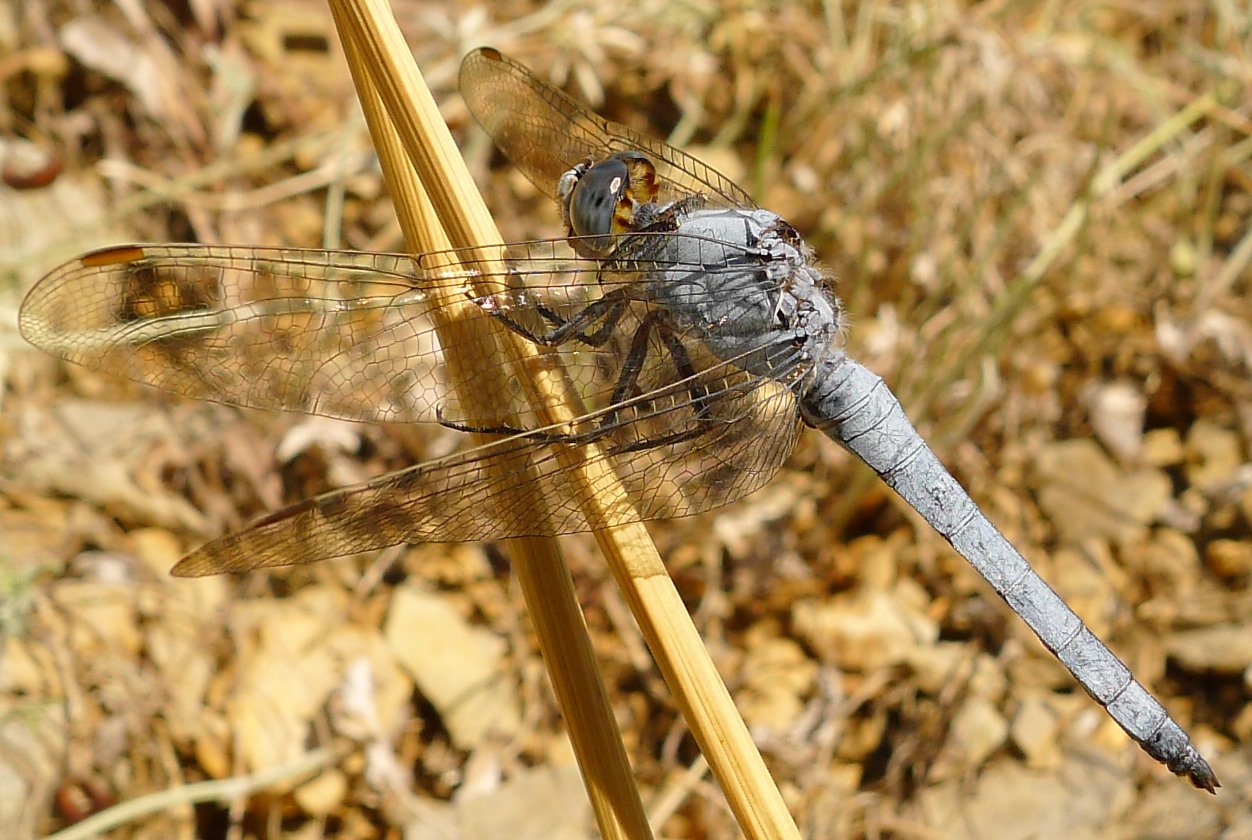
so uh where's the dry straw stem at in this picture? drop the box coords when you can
[329,6,648,840]
[328,1,798,838]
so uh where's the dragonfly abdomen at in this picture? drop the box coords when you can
[799,356,1218,791]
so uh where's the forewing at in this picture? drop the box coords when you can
[19,236,803,429]
[460,47,757,210]
[18,243,616,428]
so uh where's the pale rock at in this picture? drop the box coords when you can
[1166,624,1252,674]
[1085,380,1146,463]
[919,754,1134,840]
[736,632,818,732]
[906,646,1007,702]
[385,583,521,749]
[1184,418,1243,493]
[949,698,1009,769]
[1035,438,1170,545]
[1142,427,1184,467]
[455,764,590,840]
[1205,538,1252,580]
[1010,696,1062,769]
[792,584,938,672]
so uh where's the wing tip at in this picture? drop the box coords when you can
[169,554,217,577]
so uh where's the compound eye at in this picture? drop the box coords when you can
[567,158,629,256]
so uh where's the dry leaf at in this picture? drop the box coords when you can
[792,581,938,672]
[385,583,521,749]
[1034,438,1171,545]
[58,16,168,118]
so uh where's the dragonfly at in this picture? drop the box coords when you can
[19,47,1216,791]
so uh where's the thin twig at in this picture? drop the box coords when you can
[44,747,345,840]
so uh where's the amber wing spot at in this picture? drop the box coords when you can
[81,245,149,268]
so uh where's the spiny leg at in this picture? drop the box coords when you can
[440,303,718,455]
[598,309,717,454]
[482,286,629,348]
[435,287,630,440]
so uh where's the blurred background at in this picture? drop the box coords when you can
[1,1,1249,838]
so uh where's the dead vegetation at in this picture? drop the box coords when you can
[1,1,1250,838]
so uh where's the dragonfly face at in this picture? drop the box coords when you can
[558,151,662,258]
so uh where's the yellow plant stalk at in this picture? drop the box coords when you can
[328,1,799,837]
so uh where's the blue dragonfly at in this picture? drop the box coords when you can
[18,47,1217,792]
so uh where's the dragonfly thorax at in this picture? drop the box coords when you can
[634,206,846,385]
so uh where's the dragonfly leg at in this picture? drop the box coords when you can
[433,406,581,443]
[438,307,716,455]
[480,287,629,347]
[437,287,636,440]
[598,310,716,454]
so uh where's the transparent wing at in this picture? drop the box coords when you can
[19,242,800,428]
[170,366,801,575]
[21,241,810,574]
[460,47,757,210]
[21,243,599,428]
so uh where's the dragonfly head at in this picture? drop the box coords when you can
[558,150,661,259]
